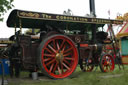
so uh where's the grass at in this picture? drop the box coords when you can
[5,65,128,85]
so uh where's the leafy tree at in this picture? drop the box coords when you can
[116,12,128,21]
[116,15,123,20]
[123,13,128,21]
[0,0,14,21]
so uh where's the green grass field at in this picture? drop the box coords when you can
[7,65,128,85]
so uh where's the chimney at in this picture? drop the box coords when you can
[89,0,96,17]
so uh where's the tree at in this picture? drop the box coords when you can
[116,12,128,21]
[123,13,128,21]
[116,13,123,20]
[0,0,14,21]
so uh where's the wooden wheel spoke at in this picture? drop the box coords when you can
[103,65,106,70]
[53,40,56,50]
[105,66,108,71]
[102,65,104,69]
[44,53,56,57]
[62,44,66,52]
[63,59,70,66]
[49,63,54,72]
[64,47,73,53]
[61,63,64,73]
[108,65,111,71]
[64,57,74,61]
[103,58,107,62]
[46,59,56,66]
[108,58,111,61]
[108,62,112,68]
[57,66,62,75]
[45,48,54,54]
[44,58,53,62]
[56,41,60,50]
[52,62,58,73]
[62,62,70,70]
[63,52,72,57]
[103,60,107,65]
[48,45,57,53]
[60,40,65,50]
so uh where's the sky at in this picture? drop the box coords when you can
[0,0,128,38]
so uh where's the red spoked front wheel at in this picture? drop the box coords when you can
[100,54,115,72]
[38,34,78,79]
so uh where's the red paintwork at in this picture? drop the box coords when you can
[41,35,78,78]
[80,44,89,47]
[101,54,115,72]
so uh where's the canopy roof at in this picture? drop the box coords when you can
[7,9,123,29]
[117,22,128,37]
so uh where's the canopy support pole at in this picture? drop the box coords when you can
[19,19,22,34]
[14,23,17,35]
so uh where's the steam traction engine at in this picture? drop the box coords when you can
[6,9,123,79]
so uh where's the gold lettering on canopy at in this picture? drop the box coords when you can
[42,14,51,19]
[55,15,88,22]
[20,12,39,18]
[19,11,123,24]
[91,18,112,24]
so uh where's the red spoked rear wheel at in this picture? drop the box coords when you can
[38,34,78,79]
[100,54,115,72]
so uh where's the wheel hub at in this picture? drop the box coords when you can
[55,51,64,62]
